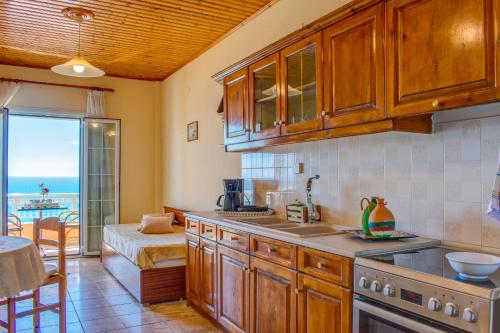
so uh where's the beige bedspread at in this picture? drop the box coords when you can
[103,223,186,269]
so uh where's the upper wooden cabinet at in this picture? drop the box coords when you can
[215,0,499,150]
[323,2,386,128]
[280,32,324,135]
[387,0,500,116]
[249,54,282,141]
[224,68,249,145]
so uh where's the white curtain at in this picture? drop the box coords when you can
[87,89,105,117]
[0,81,21,108]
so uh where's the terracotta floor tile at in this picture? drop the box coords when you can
[1,257,213,333]
[118,311,165,328]
[80,316,125,333]
[127,321,175,333]
[75,305,117,321]
[165,316,220,333]
[112,303,147,316]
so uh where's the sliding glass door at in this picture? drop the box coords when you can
[0,108,8,235]
[82,118,120,255]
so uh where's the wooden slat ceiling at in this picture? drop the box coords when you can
[0,0,275,81]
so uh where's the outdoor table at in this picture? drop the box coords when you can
[0,236,46,299]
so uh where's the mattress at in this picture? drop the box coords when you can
[103,223,186,269]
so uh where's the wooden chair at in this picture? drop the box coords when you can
[0,217,67,332]
[7,213,23,237]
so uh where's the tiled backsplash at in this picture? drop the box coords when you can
[241,116,500,252]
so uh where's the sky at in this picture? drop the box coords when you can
[8,116,80,177]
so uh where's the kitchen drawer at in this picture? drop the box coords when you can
[217,226,249,253]
[200,221,216,241]
[185,218,200,235]
[298,247,352,288]
[250,235,297,269]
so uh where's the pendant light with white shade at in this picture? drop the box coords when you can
[51,7,105,78]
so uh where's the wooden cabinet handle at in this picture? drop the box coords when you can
[432,100,443,108]
[316,262,325,269]
[295,288,303,294]
[267,247,275,254]
[230,236,239,241]
[321,110,327,117]
[273,120,278,127]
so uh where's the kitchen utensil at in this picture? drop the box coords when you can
[445,252,500,281]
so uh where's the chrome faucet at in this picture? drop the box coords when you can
[306,175,321,222]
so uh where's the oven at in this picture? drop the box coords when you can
[353,295,467,333]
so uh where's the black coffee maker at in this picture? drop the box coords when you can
[216,179,244,211]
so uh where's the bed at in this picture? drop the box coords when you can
[101,207,186,304]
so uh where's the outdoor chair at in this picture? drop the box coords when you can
[7,214,22,237]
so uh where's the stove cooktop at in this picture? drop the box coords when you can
[368,247,500,290]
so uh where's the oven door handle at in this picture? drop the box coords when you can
[353,299,449,333]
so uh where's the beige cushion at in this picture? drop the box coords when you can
[137,213,174,234]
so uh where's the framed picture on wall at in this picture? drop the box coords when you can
[187,121,198,142]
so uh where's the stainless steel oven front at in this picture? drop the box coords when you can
[353,295,467,333]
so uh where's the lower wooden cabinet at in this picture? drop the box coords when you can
[186,229,353,333]
[217,245,251,333]
[297,273,352,333]
[199,238,217,318]
[249,257,296,333]
[186,233,200,306]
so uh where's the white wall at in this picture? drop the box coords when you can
[0,64,162,223]
[161,0,351,210]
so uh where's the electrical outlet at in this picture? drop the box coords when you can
[295,162,304,174]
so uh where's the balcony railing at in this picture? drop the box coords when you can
[8,193,79,222]
[8,193,80,254]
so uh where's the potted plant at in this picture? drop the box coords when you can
[39,183,49,201]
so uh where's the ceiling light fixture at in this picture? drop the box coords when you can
[51,7,105,78]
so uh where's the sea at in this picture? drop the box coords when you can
[8,177,80,222]
[8,176,80,194]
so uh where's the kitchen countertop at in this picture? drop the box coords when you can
[184,211,441,258]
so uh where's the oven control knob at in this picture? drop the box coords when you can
[382,284,395,297]
[427,297,442,312]
[445,302,459,317]
[463,308,478,323]
[370,280,382,293]
[358,277,370,289]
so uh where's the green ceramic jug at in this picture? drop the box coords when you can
[360,197,378,236]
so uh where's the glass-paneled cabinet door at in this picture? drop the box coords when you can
[280,32,323,135]
[249,53,281,141]
[82,118,120,255]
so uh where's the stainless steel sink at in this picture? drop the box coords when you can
[274,225,340,238]
[225,217,341,238]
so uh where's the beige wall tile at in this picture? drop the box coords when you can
[242,116,500,251]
